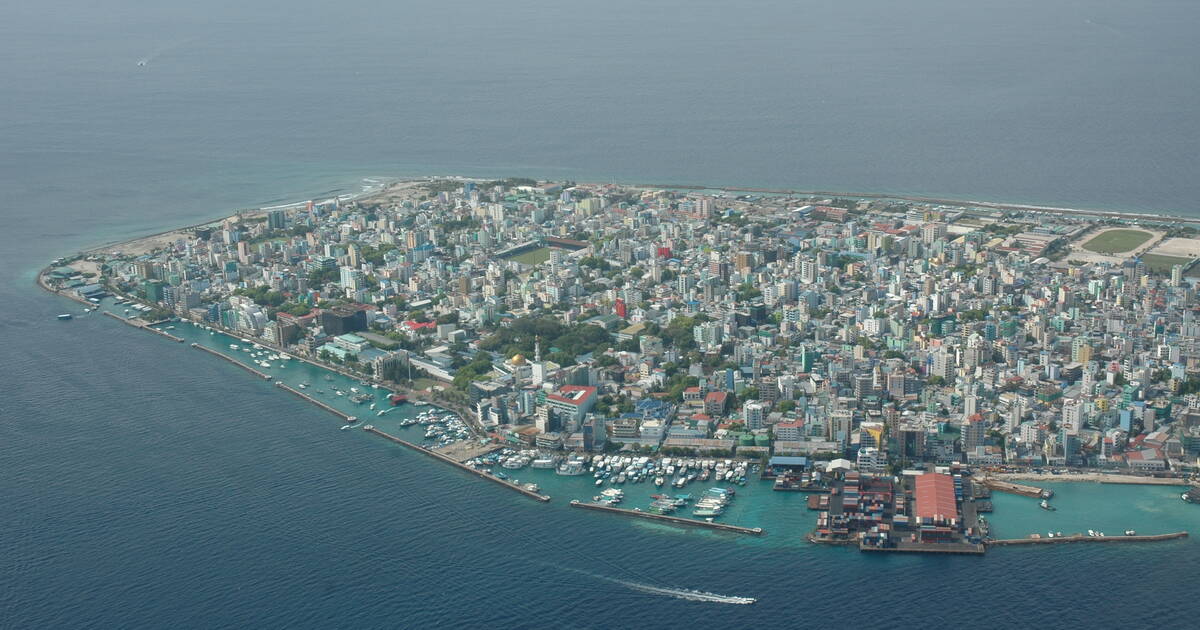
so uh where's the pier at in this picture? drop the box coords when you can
[275,382,356,422]
[860,541,986,555]
[364,427,551,503]
[989,531,1188,546]
[189,343,273,380]
[978,477,1050,499]
[569,500,765,536]
[103,311,185,342]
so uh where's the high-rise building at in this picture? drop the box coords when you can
[267,209,287,230]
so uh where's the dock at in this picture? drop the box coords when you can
[436,439,507,464]
[569,500,764,536]
[103,311,185,342]
[989,531,1188,546]
[275,382,356,422]
[978,477,1051,499]
[364,427,550,503]
[860,541,986,555]
[190,343,273,380]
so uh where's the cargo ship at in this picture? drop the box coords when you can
[388,393,407,406]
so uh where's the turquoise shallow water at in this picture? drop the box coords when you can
[4,0,1200,627]
[136,311,1200,552]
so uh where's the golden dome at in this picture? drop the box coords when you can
[510,354,527,365]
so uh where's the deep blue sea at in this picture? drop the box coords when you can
[2,1,1199,628]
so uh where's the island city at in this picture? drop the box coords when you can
[41,177,1200,554]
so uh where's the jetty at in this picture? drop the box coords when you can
[103,311,185,342]
[978,477,1051,499]
[989,531,1188,546]
[275,382,356,422]
[364,427,551,503]
[190,343,272,380]
[569,500,764,536]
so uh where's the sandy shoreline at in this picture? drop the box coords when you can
[994,472,1192,486]
[59,176,1200,263]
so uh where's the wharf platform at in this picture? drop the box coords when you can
[989,531,1187,546]
[570,501,764,536]
[979,477,1050,499]
[365,427,550,503]
[860,541,986,555]
[275,382,355,422]
[437,440,506,464]
[190,343,272,380]
[104,311,185,342]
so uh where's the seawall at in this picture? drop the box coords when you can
[569,500,764,536]
[365,427,550,503]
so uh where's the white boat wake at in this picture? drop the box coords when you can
[612,579,756,605]
[553,565,755,605]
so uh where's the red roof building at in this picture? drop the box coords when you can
[914,474,958,526]
[546,385,597,423]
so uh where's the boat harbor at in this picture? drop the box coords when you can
[365,427,551,503]
[190,343,273,380]
[103,311,185,342]
[978,477,1052,499]
[570,500,764,536]
[275,382,357,423]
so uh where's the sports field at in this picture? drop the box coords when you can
[1081,229,1153,254]
[507,247,552,265]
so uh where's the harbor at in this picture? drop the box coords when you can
[978,477,1052,499]
[364,427,551,502]
[52,297,1200,547]
[275,382,356,423]
[103,311,185,342]
[570,501,764,536]
[190,343,273,380]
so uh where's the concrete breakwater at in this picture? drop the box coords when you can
[989,531,1188,546]
[104,311,185,342]
[274,382,356,422]
[365,427,551,503]
[978,477,1050,499]
[570,500,765,536]
[190,343,272,380]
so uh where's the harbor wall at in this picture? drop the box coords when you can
[190,343,273,380]
[275,382,356,422]
[989,532,1188,546]
[103,311,185,342]
[569,500,764,536]
[365,427,551,503]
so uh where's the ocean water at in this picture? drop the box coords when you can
[2,0,1200,628]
